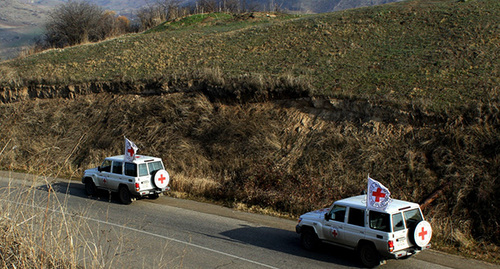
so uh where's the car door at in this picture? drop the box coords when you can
[322,204,346,244]
[343,207,366,247]
[107,161,124,191]
[97,159,112,188]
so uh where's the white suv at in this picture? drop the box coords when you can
[82,155,170,204]
[296,195,432,267]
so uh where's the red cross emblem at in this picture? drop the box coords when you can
[127,147,135,156]
[418,226,428,240]
[158,174,166,184]
[372,188,386,202]
[332,228,338,238]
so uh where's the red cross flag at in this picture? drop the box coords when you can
[367,176,391,211]
[124,137,139,162]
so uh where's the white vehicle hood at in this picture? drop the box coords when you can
[300,208,329,221]
[84,167,98,174]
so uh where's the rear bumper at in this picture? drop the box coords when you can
[388,244,431,259]
[134,186,170,197]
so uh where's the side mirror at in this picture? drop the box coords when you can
[325,213,330,221]
[98,166,102,172]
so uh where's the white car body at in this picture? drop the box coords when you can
[82,155,170,204]
[296,195,432,267]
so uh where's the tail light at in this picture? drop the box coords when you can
[388,240,394,252]
[135,183,140,191]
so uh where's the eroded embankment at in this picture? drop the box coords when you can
[0,83,499,262]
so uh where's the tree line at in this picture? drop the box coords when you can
[39,0,282,50]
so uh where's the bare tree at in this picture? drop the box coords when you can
[197,0,217,13]
[44,0,104,47]
[137,5,166,30]
[158,0,182,21]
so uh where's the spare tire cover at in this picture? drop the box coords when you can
[153,169,170,189]
[413,221,432,247]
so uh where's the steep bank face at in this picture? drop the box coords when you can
[0,88,499,261]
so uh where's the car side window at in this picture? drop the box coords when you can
[100,160,112,172]
[392,213,405,232]
[124,163,137,177]
[348,208,365,227]
[112,161,122,174]
[328,205,346,222]
[138,163,148,177]
[369,211,390,232]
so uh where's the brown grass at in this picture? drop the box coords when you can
[0,92,498,263]
[0,0,499,264]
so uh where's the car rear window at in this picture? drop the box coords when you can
[403,209,423,229]
[147,161,164,175]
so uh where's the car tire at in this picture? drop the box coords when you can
[300,229,320,251]
[358,243,380,268]
[85,179,97,196]
[119,186,132,205]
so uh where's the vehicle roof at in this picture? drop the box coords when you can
[334,195,421,214]
[105,155,162,164]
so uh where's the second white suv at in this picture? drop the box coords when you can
[296,195,432,267]
[82,155,170,204]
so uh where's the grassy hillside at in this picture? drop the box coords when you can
[0,0,499,263]
[2,0,499,113]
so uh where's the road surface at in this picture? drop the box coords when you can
[0,170,497,269]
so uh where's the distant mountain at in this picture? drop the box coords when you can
[234,0,404,13]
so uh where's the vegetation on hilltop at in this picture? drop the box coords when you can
[2,0,499,114]
[0,0,499,264]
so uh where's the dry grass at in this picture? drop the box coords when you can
[0,176,97,268]
[2,92,498,263]
[0,172,184,268]
[0,0,499,264]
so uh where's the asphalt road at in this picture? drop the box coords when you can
[0,171,498,269]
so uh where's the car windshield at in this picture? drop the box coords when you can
[147,161,164,175]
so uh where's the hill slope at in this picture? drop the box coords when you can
[0,0,499,263]
[2,0,499,113]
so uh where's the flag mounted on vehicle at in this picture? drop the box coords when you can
[124,137,138,162]
[367,176,391,210]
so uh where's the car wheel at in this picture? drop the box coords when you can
[85,179,97,196]
[300,229,320,251]
[119,186,132,205]
[358,243,380,268]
